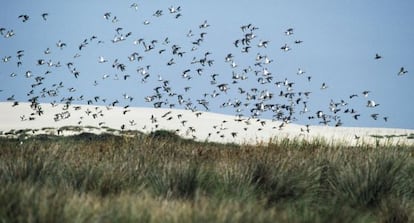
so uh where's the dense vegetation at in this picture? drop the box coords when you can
[1,130,413,223]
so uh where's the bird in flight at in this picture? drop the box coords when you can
[104,12,112,20]
[217,84,229,93]
[280,44,290,52]
[41,13,49,21]
[199,20,209,29]
[367,100,379,107]
[56,40,67,49]
[130,3,138,11]
[285,28,294,36]
[98,56,108,63]
[18,14,29,22]
[398,67,408,76]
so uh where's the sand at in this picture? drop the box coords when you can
[1,102,413,145]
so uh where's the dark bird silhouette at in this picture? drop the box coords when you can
[285,28,294,35]
[41,13,49,21]
[398,67,408,76]
[18,14,30,22]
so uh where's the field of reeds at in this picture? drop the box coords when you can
[1,130,414,223]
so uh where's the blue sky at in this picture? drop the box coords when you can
[1,0,413,129]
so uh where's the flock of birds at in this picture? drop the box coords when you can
[0,2,409,139]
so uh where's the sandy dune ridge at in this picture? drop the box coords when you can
[1,102,413,145]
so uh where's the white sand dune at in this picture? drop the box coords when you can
[1,102,413,145]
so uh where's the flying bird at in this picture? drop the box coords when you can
[398,67,408,76]
[56,40,67,49]
[285,28,294,35]
[217,84,229,93]
[104,12,111,20]
[168,5,181,14]
[41,13,49,21]
[367,100,379,107]
[130,3,139,11]
[199,20,209,29]
[98,56,107,63]
[18,14,30,22]
[297,68,306,75]
[280,44,290,52]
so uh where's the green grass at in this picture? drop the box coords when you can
[0,130,414,222]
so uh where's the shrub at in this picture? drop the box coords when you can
[149,129,180,141]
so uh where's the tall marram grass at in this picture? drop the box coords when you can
[0,130,414,223]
